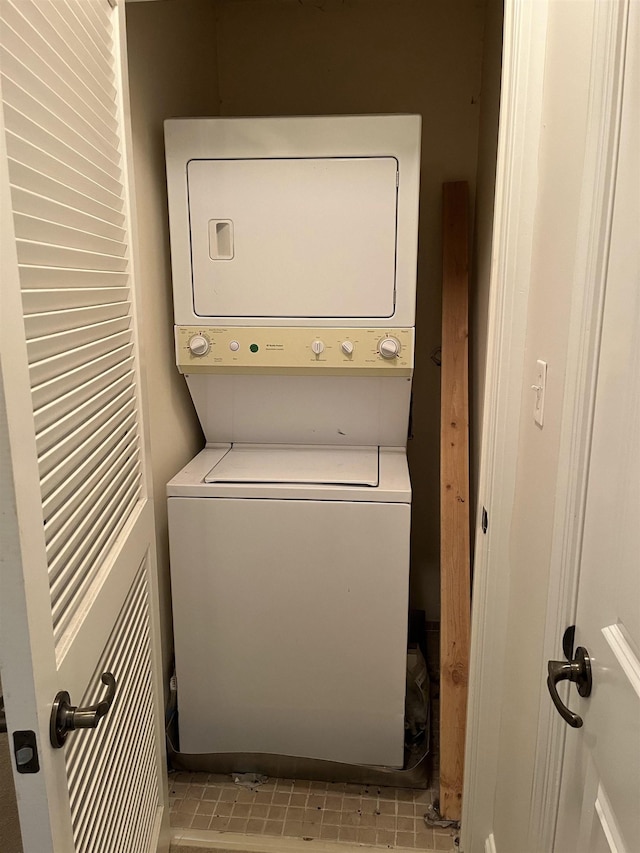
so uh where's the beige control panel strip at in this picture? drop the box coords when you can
[175,326,414,376]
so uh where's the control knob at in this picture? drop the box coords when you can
[188,335,210,357]
[379,337,401,359]
[341,341,354,355]
[311,340,325,355]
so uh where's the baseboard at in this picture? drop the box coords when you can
[170,828,422,853]
[484,832,497,853]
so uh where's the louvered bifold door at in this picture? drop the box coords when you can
[0,1,167,851]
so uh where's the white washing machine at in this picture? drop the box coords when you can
[165,116,421,767]
[168,445,411,765]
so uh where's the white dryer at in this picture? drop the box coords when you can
[164,116,421,768]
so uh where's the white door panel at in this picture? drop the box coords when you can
[554,4,639,850]
[0,2,168,851]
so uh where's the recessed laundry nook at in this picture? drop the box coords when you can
[0,0,504,850]
[124,1,502,848]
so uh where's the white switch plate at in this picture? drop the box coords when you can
[533,359,548,427]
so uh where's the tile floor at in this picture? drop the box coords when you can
[169,773,458,851]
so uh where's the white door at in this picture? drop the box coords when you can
[552,3,639,850]
[0,1,168,851]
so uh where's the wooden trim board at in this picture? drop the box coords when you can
[440,181,471,820]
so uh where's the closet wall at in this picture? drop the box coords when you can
[126,0,219,672]
[471,0,503,505]
[125,0,497,670]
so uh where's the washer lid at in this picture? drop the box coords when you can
[204,444,379,486]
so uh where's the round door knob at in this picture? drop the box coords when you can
[188,335,210,357]
[311,340,325,355]
[341,341,354,355]
[379,337,400,359]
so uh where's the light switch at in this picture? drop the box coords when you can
[532,359,548,427]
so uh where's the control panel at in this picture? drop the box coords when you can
[175,327,414,376]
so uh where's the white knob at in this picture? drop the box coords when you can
[379,337,400,359]
[188,334,210,357]
[311,340,325,355]
[229,340,240,352]
[341,340,354,355]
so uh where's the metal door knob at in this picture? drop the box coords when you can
[50,672,116,748]
[547,646,592,728]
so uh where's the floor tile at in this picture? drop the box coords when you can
[168,771,444,850]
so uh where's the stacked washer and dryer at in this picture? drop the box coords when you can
[165,116,421,769]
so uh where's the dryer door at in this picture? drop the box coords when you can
[187,157,399,319]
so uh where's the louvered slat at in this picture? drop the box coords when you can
[83,0,112,29]
[123,737,156,853]
[73,634,150,835]
[27,316,131,363]
[11,188,126,242]
[5,103,122,193]
[1,28,118,145]
[7,132,123,209]
[1,77,120,174]
[33,356,134,432]
[10,0,116,103]
[40,417,136,529]
[25,302,129,339]
[30,338,133,408]
[6,0,117,106]
[36,368,134,457]
[63,0,114,64]
[80,658,151,846]
[1,48,118,155]
[51,485,141,641]
[42,426,138,540]
[20,266,128,290]
[43,0,117,92]
[4,103,121,184]
[2,2,119,134]
[23,286,130,314]
[15,214,126,258]
[66,573,148,795]
[115,734,155,852]
[46,453,140,574]
[39,392,136,486]
[66,566,159,853]
[18,240,128,273]
[34,342,130,393]
[9,158,125,226]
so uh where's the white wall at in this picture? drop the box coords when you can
[125,0,220,679]
[214,0,488,619]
